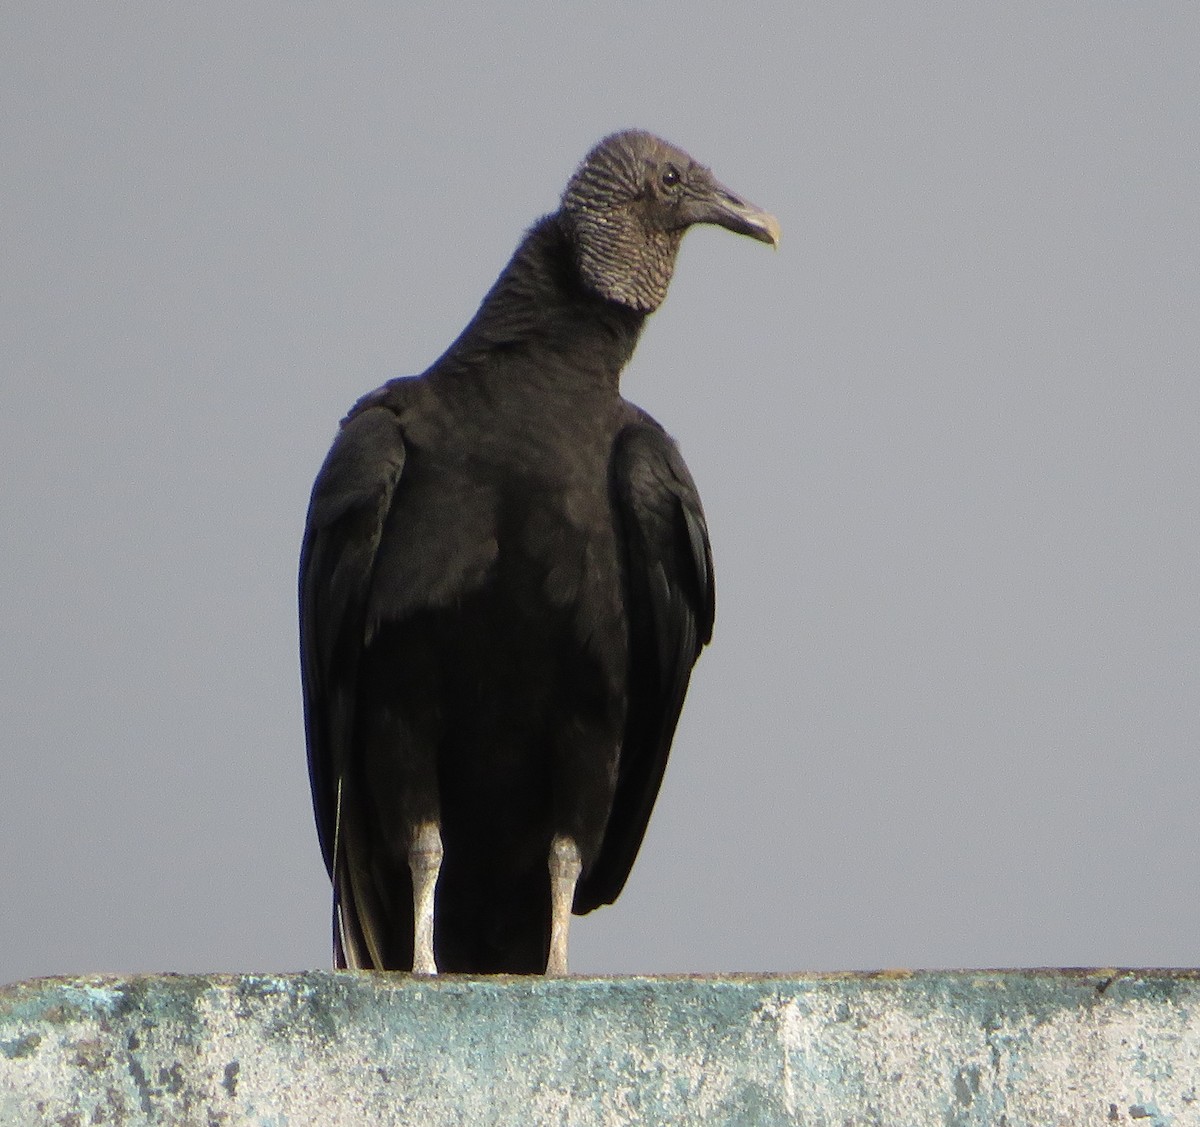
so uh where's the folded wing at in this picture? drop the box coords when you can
[576,418,715,911]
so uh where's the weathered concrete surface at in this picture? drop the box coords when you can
[2,970,1198,1125]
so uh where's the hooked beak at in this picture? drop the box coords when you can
[687,177,781,248]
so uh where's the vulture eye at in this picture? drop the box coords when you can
[660,164,681,189]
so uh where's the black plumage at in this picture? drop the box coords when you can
[300,130,778,974]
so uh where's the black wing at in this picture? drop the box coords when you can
[575,419,715,911]
[299,402,407,881]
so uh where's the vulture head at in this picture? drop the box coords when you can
[560,129,780,313]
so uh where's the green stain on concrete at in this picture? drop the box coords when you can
[0,1031,41,1060]
[1,969,1198,1124]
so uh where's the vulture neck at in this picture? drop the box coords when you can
[434,214,648,395]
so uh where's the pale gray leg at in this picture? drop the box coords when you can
[546,834,582,977]
[409,821,443,975]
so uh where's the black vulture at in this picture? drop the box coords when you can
[300,130,778,975]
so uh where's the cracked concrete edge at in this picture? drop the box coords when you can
[1,969,1198,1125]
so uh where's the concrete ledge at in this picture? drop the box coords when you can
[2,970,1198,1125]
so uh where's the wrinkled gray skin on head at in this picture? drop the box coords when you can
[561,129,780,314]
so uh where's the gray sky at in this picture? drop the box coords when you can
[3,4,1198,985]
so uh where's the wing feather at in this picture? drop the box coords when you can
[299,404,407,879]
[575,420,714,910]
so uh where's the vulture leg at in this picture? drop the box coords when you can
[546,834,582,976]
[409,820,443,975]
